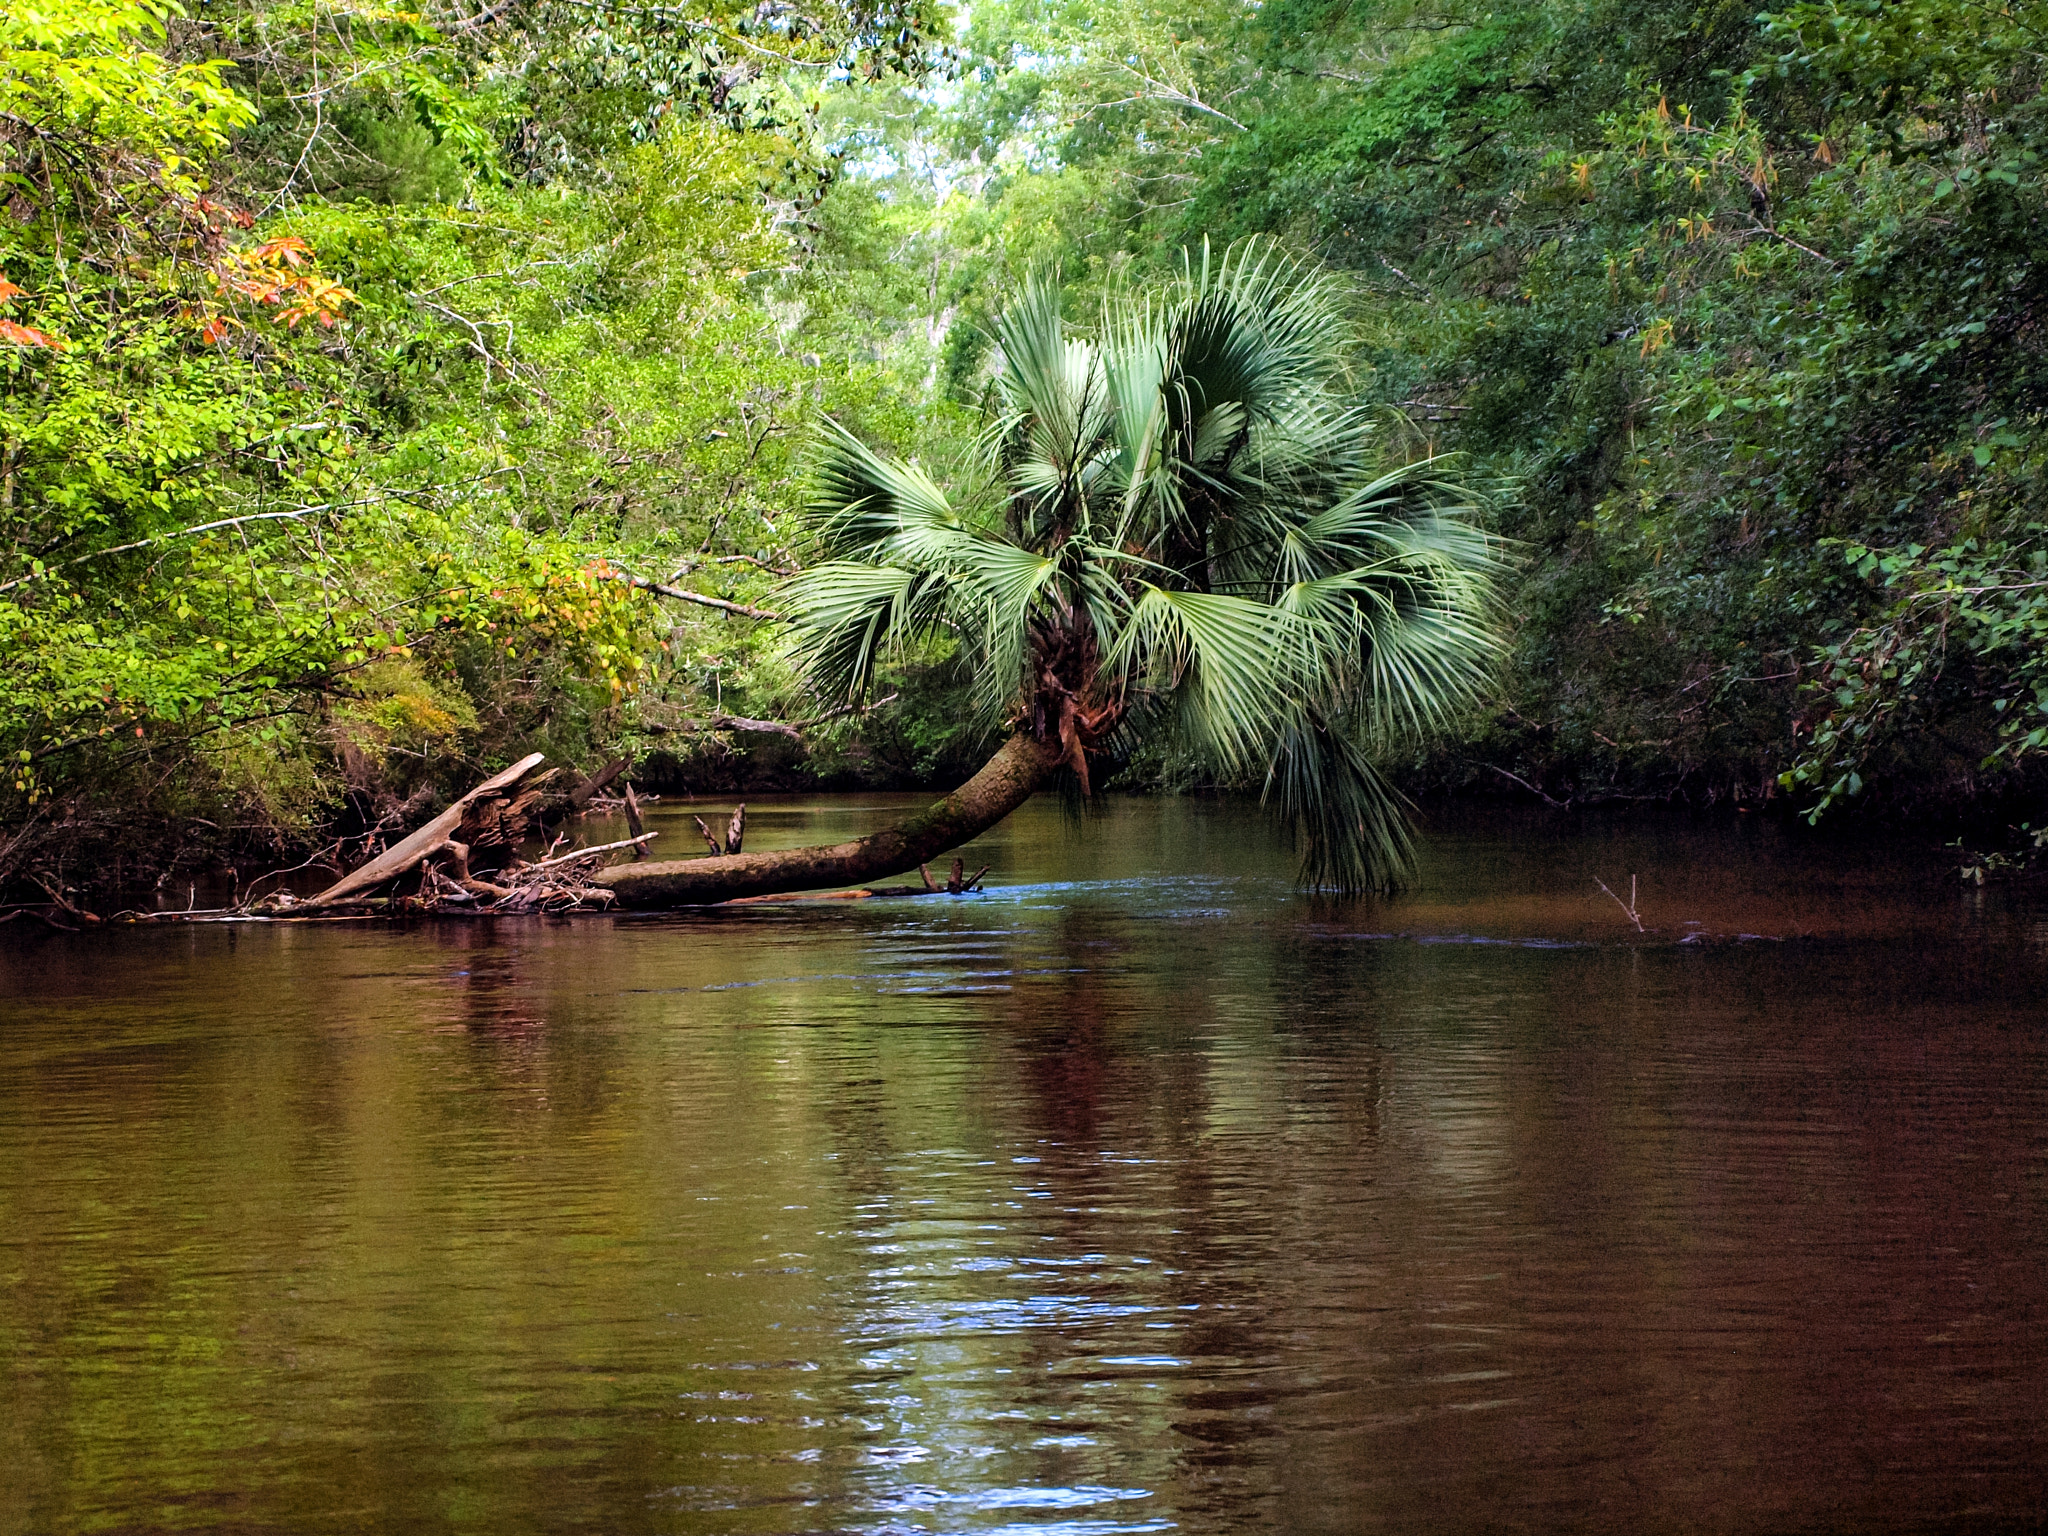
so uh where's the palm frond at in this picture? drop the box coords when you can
[803,416,964,562]
[952,540,1066,732]
[1264,720,1416,893]
[777,562,951,704]
[1104,586,1306,775]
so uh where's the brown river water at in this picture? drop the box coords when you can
[3,796,2046,1534]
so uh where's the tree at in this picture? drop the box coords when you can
[598,241,1504,906]
[0,0,954,895]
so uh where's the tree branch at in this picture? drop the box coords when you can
[606,566,783,621]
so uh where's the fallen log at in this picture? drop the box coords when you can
[303,753,548,908]
[595,733,1056,907]
[703,712,800,739]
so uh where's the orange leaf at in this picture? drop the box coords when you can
[0,319,67,351]
[0,277,22,304]
[253,236,314,267]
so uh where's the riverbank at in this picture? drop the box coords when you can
[6,765,2040,932]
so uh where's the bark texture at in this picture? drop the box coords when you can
[595,734,1059,907]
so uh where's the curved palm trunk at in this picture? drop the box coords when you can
[594,734,1060,908]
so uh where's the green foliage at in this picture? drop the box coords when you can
[1784,529,2048,818]
[1,0,254,170]
[10,0,2043,891]
[0,0,957,885]
[912,0,2048,816]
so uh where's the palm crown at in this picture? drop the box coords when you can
[780,241,1505,893]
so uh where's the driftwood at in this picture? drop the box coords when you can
[458,769,559,863]
[566,756,628,811]
[153,746,1010,920]
[304,753,547,908]
[391,830,653,914]
[523,832,656,873]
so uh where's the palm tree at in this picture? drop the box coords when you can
[597,241,1504,908]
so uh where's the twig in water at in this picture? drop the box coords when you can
[1595,874,1645,932]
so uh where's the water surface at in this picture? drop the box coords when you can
[4,798,2046,1533]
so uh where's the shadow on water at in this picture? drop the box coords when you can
[2,797,2046,1534]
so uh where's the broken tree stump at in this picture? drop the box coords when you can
[303,753,548,908]
[692,815,724,856]
[623,783,648,858]
[459,769,560,869]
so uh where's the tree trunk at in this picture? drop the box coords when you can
[594,734,1059,908]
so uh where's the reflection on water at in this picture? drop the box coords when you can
[3,798,2046,1534]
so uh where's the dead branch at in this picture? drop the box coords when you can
[1488,763,1570,809]
[693,815,725,856]
[678,692,901,739]
[623,783,648,857]
[704,713,800,738]
[605,565,783,621]
[566,756,628,810]
[521,832,656,873]
[303,752,546,906]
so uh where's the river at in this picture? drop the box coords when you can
[3,796,2046,1533]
